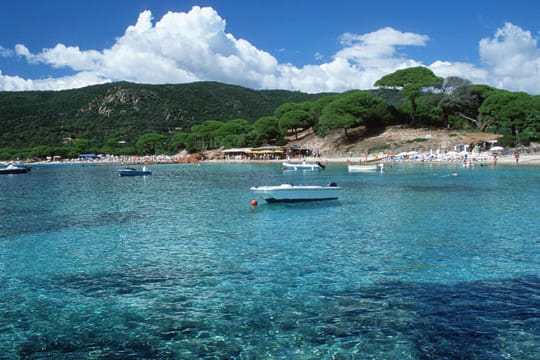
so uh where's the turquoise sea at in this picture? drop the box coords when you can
[1,162,539,359]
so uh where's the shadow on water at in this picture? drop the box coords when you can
[323,275,540,359]
[251,199,342,211]
[6,272,540,358]
[405,184,483,193]
[0,211,147,239]
[46,266,251,297]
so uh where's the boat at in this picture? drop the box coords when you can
[0,164,31,174]
[117,166,152,177]
[281,161,325,171]
[347,163,383,173]
[250,182,341,203]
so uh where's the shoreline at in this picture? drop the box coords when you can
[22,152,540,166]
[211,154,540,166]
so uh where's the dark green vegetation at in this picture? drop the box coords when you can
[0,81,324,159]
[1,67,540,160]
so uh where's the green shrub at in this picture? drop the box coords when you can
[517,133,530,146]
[497,134,515,147]
[406,138,428,144]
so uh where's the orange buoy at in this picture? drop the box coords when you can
[250,199,258,206]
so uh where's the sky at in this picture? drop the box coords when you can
[1,0,539,94]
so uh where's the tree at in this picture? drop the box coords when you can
[274,102,310,119]
[310,95,338,131]
[215,119,252,148]
[278,110,310,140]
[252,116,282,144]
[375,66,442,127]
[170,131,191,151]
[318,90,388,136]
[479,90,531,135]
[29,145,53,160]
[101,137,121,155]
[72,139,94,155]
[190,120,224,150]
[524,112,540,141]
[412,96,443,128]
[451,85,497,131]
[437,77,472,128]
[136,133,167,155]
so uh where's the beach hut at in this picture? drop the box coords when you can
[248,146,285,160]
[221,148,251,160]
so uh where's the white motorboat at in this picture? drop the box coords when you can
[250,183,341,203]
[117,166,152,176]
[347,163,383,173]
[281,161,325,171]
[0,164,31,174]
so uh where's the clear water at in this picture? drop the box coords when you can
[1,163,539,359]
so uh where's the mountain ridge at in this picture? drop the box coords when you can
[0,81,328,149]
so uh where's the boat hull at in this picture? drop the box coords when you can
[347,164,382,173]
[250,184,341,203]
[117,169,152,176]
[0,165,31,174]
[281,162,323,171]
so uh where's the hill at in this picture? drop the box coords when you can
[0,81,326,149]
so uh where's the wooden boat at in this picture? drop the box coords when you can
[250,183,341,203]
[117,166,152,176]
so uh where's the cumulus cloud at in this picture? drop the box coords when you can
[338,27,429,60]
[479,22,540,93]
[0,69,110,91]
[1,6,539,94]
[333,27,429,89]
[0,70,32,91]
[429,60,488,85]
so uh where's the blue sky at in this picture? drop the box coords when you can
[1,0,539,93]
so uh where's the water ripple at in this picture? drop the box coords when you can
[1,164,540,358]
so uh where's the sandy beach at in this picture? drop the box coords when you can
[293,152,540,166]
[20,149,540,167]
[493,153,540,165]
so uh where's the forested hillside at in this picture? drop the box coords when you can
[1,67,540,161]
[0,81,324,152]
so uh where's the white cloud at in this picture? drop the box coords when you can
[15,44,37,62]
[429,60,488,85]
[1,7,539,94]
[0,70,33,91]
[331,27,430,91]
[479,22,540,93]
[0,69,110,91]
[338,27,429,60]
[0,46,13,58]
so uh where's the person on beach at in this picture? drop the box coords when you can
[514,151,520,164]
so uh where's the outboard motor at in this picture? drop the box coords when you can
[329,182,337,187]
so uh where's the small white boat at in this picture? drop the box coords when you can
[347,163,383,173]
[117,166,152,177]
[281,161,325,171]
[250,183,341,203]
